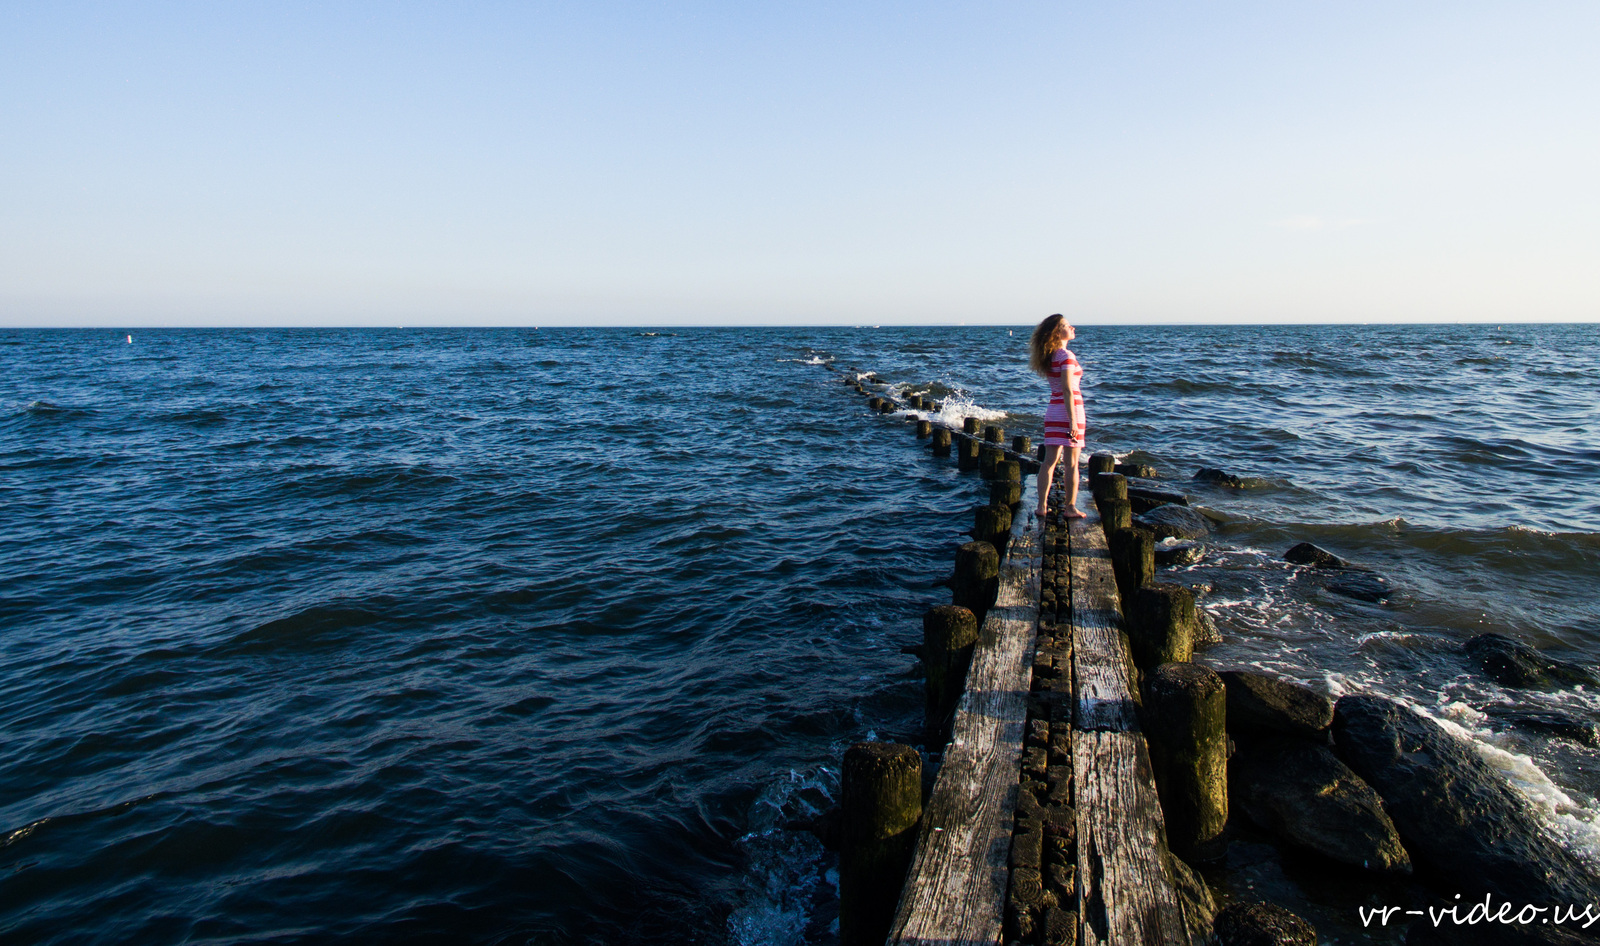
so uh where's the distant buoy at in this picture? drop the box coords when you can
[127,335,132,343]
[1008,330,1013,336]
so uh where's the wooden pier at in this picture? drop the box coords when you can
[888,483,1200,945]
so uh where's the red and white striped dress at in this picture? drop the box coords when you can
[1043,348,1085,448]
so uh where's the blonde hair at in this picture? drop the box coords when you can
[1029,314,1066,378]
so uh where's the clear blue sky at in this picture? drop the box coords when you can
[3,2,1597,326]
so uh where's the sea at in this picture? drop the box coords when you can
[1,323,1597,945]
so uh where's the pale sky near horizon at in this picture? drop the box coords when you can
[2,2,1597,327]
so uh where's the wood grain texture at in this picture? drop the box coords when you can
[1068,505,1194,946]
[1068,508,1137,732]
[889,480,1043,946]
[1073,731,1192,946]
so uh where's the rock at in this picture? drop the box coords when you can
[1233,738,1411,873]
[1326,572,1393,603]
[1194,467,1248,488]
[1332,695,1600,905]
[1165,849,1217,943]
[1136,505,1212,541]
[1465,633,1600,690]
[1283,542,1352,570]
[1195,607,1221,645]
[1220,670,1333,740]
[1155,540,1205,567]
[1484,706,1600,747]
[1213,901,1316,946]
[1115,462,1158,478]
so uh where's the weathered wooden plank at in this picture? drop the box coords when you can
[1068,507,1137,732]
[1068,503,1194,946]
[889,481,1043,946]
[1073,731,1192,946]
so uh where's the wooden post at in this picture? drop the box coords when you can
[868,396,883,411]
[974,503,1013,555]
[840,742,924,946]
[1128,583,1197,669]
[923,605,979,735]
[908,394,923,410]
[915,420,932,438]
[1090,472,1127,502]
[1107,526,1154,610]
[1012,434,1031,455]
[952,540,1000,622]
[979,445,1002,479]
[1098,496,1132,533]
[990,480,1021,509]
[963,417,981,435]
[1089,452,1115,475]
[1143,663,1228,863]
[994,459,1020,483]
[879,400,896,414]
[927,399,942,414]
[931,428,952,457]
[956,435,981,471]
[983,424,1004,444]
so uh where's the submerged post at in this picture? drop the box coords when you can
[963,417,981,436]
[1144,663,1229,863]
[923,605,979,735]
[1012,434,1031,455]
[931,428,952,457]
[915,420,932,438]
[840,742,924,946]
[956,436,981,471]
[984,424,1004,444]
[1089,452,1115,475]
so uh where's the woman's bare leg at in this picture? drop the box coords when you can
[1035,444,1064,517]
[1062,446,1085,518]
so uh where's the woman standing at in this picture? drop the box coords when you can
[1030,314,1086,518]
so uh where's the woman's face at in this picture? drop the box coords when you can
[1057,322,1075,345]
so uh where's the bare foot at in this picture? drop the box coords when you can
[1063,506,1087,519]
[1033,506,1048,518]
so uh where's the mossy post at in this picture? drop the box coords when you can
[1128,583,1197,669]
[1098,497,1132,533]
[979,445,1003,479]
[931,428,952,457]
[1012,434,1031,455]
[923,605,979,735]
[878,399,896,414]
[1108,525,1155,609]
[868,396,883,411]
[974,503,1013,555]
[952,540,1000,622]
[840,742,923,946]
[984,424,1004,444]
[1089,452,1116,476]
[1144,663,1228,863]
[907,394,923,410]
[956,435,981,471]
[915,419,932,438]
[1090,472,1128,503]
[990,479,1022,509]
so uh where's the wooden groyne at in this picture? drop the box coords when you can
[828,369,1600,946]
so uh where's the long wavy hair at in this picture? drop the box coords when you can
[1029,313,1066,378]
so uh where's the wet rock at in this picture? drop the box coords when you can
[1332,694,1600,905]
[1136,505,1212,541]
[1155,540,1205,567]
[1325,572,1393,603]
[1283,542,1353,570]
[1233,738,1411,873]
[1213,901,1316,946]
[1195,607,1221,645]
[1465,633,1600,690]
[1115,462,1158,478]
[1220,670,1333,740]
[1484,706,1600,747]
[1194,467,1248,488]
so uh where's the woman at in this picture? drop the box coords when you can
[1030,313,1086,519]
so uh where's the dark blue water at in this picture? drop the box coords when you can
[2,324,1597,944]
